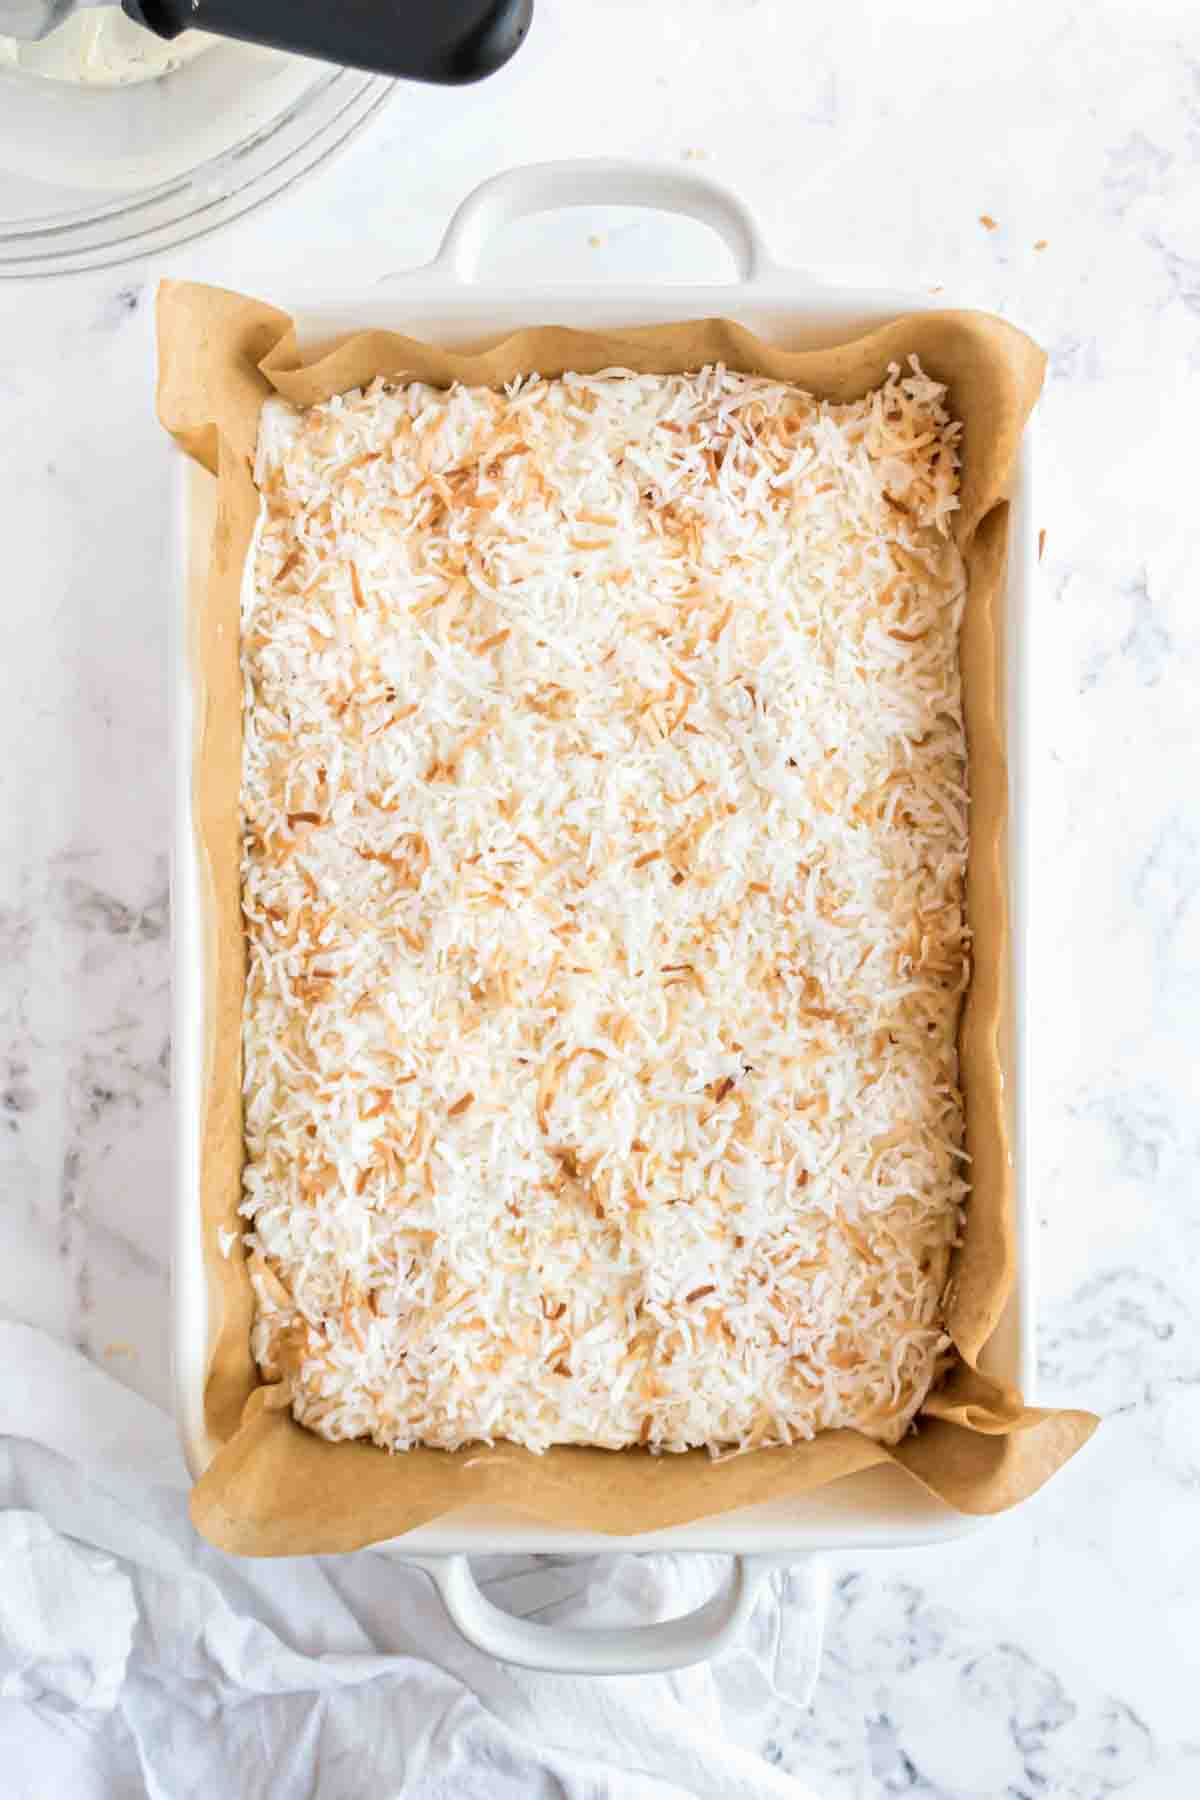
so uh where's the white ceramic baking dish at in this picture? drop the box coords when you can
[172,159,1036,1679]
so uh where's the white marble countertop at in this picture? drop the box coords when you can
[2,0,1198,1791]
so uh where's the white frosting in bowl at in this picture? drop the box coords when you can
[0,7,213,85]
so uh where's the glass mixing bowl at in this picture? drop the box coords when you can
[0,32,392,277]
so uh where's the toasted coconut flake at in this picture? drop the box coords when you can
[242,358,968,1457]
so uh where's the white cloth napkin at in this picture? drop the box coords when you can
[0,1322,823,1799]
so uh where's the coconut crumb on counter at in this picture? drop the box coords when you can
[239,359,969,1457]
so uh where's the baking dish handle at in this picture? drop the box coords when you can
[405,1551,826,1677]
[427,158,776,285]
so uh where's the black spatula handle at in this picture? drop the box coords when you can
[125,0,532,85]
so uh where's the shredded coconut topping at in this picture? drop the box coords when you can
[239,359,969,1455]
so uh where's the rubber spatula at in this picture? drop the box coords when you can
[0,0,532,83]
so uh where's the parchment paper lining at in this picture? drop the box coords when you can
[157,281,1096,1555]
